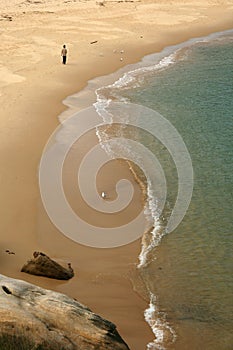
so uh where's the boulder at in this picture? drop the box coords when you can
[0,274,130,350]
[21,251,74,280]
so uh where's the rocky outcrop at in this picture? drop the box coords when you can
[21,251,74,280]
[0,274,130,350]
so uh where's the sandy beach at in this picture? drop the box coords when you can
[0,0,233,349]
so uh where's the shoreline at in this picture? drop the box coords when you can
[1,1,233,349]
[90,28,233,349]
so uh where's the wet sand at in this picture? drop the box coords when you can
[0,0,233,349]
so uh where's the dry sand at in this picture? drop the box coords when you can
[0,0,233,349]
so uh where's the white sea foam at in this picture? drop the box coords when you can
[94,51,177,108]
[138,179,164,268]
[144,294,176,350]
[93,51,180,349]
[94,51,178,271]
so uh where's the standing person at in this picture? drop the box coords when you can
[61,44,67,64]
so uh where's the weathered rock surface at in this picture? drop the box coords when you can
[0,274,130,350]
[21,251,74,280]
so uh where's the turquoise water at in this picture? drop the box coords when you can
[118,33,233,349]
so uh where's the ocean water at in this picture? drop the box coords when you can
[93,30,233,349]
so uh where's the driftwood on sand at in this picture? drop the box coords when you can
[21,251,74,280]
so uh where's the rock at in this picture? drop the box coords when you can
[5,249,15,255]
[96,0,105,6]
[0,274,130,350]
[21,251,74,280]
[0,15,13,21]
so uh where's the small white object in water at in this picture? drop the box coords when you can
[120,50,124,54]
[101,191,107,199]
[120,57,123,61]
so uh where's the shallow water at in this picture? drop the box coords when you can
[92,31,233,349]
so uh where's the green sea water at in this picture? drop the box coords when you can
[119,33,233,349]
